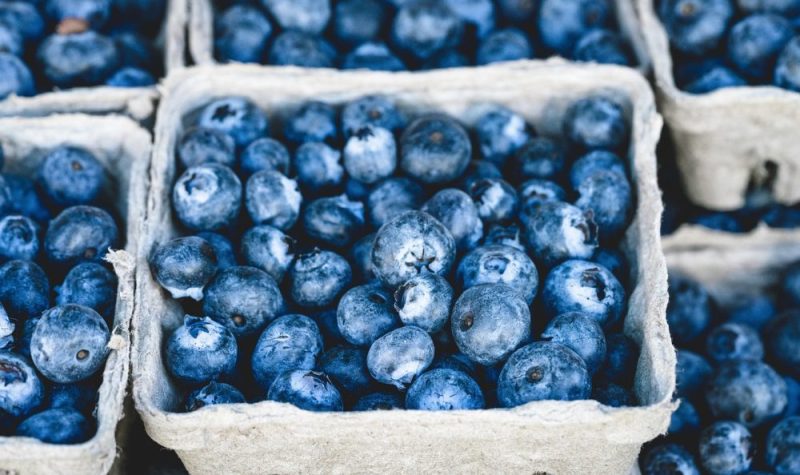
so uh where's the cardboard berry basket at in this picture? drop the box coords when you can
[636,0,800,211]
[0,114,150,474]
[132,61,674,474]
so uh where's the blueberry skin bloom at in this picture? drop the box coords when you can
[765,309,800,378]
[483,223,524,251]
[569,150,627,190]
[149,236,218,301]
[666,272,712,345]
[262,0,330,35]
[203,266,284,337]
[517,179,567,207]
[0,215,39,262]
[477,28,532,65]
[294,142,345,193]
[56,262,117,321]
[406,368,485,410]
[318,345,372,396]
[727,14,793,82]
[706,360,787,428]
[659,0,733,55]
[37,32,119,88]
[289,249,351,309]
[337,282,399,346]
[240,225,294,282]
[173,164,242,232]
[197,97,268,149]
[511,137,566,183]
[469,178,518,224]
[391,0,462,61]
[775,36,800,92]
[196,231,236,270]
[334,0,386,45]
[267,370,343,412]
[573,29,633,66]
[475,105,531,167]
[268,31,336,68]
[353,391,403,411]
[641,443,701,475]
[421,188,483,252]
[563,95,628,153]
[240,138,290,177]
[0,351,44,418]
[394,273,453,333]
[4,174,51,223]
[177,127,236,169]
[31,304,110,384]
[697,421,753,475]
[251,314,323,392]
[575,170,634,241]
[44,205,118,265]
[457,244,538,304]
[538,0,612,55]
[302,195,365,248]
[16,408,92,444]
[38,146,105,207]
[541,312,606,375]
[284,101,338,146]
[399,114,471,184]
[520,201,598,268]
[245,170,302,231]
[0,260,50,317]
[705,322,764,363]
[214,5,272,64]
[186,381,246,411]
[343,126,397,184]
[371,210,456,288]
[367,326,434,390]
[341,95,406,137]
[450,283,531,366]
[766,417,800,475]
[497,341,591,407]
[367,177,423,228]
[0,53,34,100]
[541,260,626,328]
[165,315,237,386]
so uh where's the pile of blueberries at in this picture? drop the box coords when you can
[149,92,641,413]
[641,266,800,474]
[0,146,121,443]
[659,0,800,93]
[214,0,637,70]
[0,0,165,100]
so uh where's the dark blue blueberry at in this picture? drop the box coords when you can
[592,381,635,407]
[38,146,104,207]
[775,36,800,91]
[517,179,567,207]
[394,273,453,333]
[31,304,110,384]
[105,67,155,87]
[0,351,44,418]
[311,308,344,345]
[284,101,338,145]
[303,195,365,248]
[669,399,701,435]
[482,223,524,251]
[766,416,800,474]
[457,244,538,304]
[542,260,625,328]
[367,326,434,389]
[294,142,345,193]
[475,106,531,167]
[336,281,398,346]
[642,443,700,475]
[511,138,566,183]
[469,178,518,224]
[245,170,301,231]
[497,341,591,407]
[0,2,44,42]
[0,53,34,99]
[538,0,612,55]
[197,97,268,149]
[406,368,486,411]
[496,0,535,23]
[422,188,483,251]
[165,315,237,386]
[214,5,272,64]
[391,0,462,61]
[371,210,456,288]
[685,66,747,93]
[367,177,423,229]
[267,370,343,412]
[765,310,800,378]
[690,210,746,232]
[667,272,712,345]
[698,421,753,475]
[262,0,330,35]
[203,266,285,337]
[289,249,351,308]
[149,236,218,300]
[0,215,39,262]
[186,381,245,411]
[659,0,733,55]
[601,333,639,386]
[706,322,764,363]
[350,233,375,282]
[520,201,598,268]
[785,376,800,417]
[573,29,633,66]
[177,127,236,169]
[569,150,627,190]
[563,95,628,153]
[16,317,38,359]
[541,312,606,375]
[240,138,290,177]
[783,262,800,306]
[343,126,397,184]
[762,203,800,228]
[421,49,469,69]
[196,231,236,270]
[353,391,403,411]
[476,28,532,65]
[111,30,157,71]
[451,283,530,366]
[48,379,98,413]
[461,160,502,191]
[727,14,793,82]
[4,174,51,223]
[575,170,634,241]
[318,345,371,396]
[56,263,117,322]
[400,114,471,184]
[706,360,787,427]
[0,24,23,57]
[676,349,713,399]
[251,314,323,392]
[240,225,294,282]
[268,31,336,68]
[173,164,242,232]
[45,0,109,28]
[333,0,386,45]
[37,32,119,88]
[16,408,91,444]
[341,95,406,137]
[592,248,627,283]
[738,0,800,13]
[342,42,406,71]
[0,260,49,318]
[727,296,775,332]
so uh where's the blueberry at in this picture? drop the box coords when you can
[214,5,272,64]
[775,37,800,91]
[517,179,567,207]
[311,308,344,345]
[405,368,485,410]
[475,106,531,167]
[353,391,403,411]
[48,379,98,413]
[765,310,800,378]
[294,142,345,193]
[284,101,338,145]
[563,95,628,153]
[197,97,268,149]
[251,314,323,392]
[16,317,38,359]
[394,273,453,333]
[766,417,800,474]
[420,49,469,69]
[0,260,49,318]
[569,150,626,190]
[112,30,157,71]
[641,443,700,475]
[783,262,800,305]
[371,210,456,288]
[690,210,746,232]
[0,351,44,418]
[573,29,633,66]
[165,315,237,386]
[341,95,406,137]
[268,31,336,68]
[177,127,236,169]
[172,164,241,232]
[497,0,536,23]
[785,376,800,417]
[706,360,787,427]
[659,0,733,55]
[482,223,524,251]
[289,249,351,308]
[601,333,639,386]
[510,137,566,183]
[461,160,503,191]
[538,0,612,55]
[105,67,155,87]
[302,195,365,247]
[186,381,245,411]
[698,421,753,475]
[343,126,397,184]
[541,312,606,375]
[468,178,518,224]
[196,231,236,270]
[46,0,109,27]
[38,146,104,207]
[367,326,434,389]
[451,283,530,366]
[4,174,51,223]
[350,233,376,282]
[667,272,712,345]
[0,24,23,57]
[520,201,598,268]
[262,0,330,35]
[476,28,532,65]
[0,2,44,42]
[245,170,301,231]
[56,263,117,321]
[336,281,399,346]
[240,225,294,282]
[318,345,371,397]
[444,0,495,38]
[342,42,406,71]
[149,236,217,300]
[203,266,284,337]
[497,341,591,407]
[240,138,290,177]
[400,115,471,184]
[706,322,764,363]
[0,215,39,262]
[421,188,483,251]
[727,14,793,82]
[457,244,538,304]
[391,0,462,61]
[685,66,747,93]
[762,203,800,228]
[592,248,627,283]
[37,32,119,88]
[592,381,635,407]
[333,0,386,45]
[0,53,33,99]
[541,260,625,328]
[676,349,713,398]
[16,408,92,444]
[267,370,343,412]
[738,0,800,13]
[669,399,701,435]
[31,304,110,384]
[0,305,13,349]
[366,177,423,228]
[575,170,633,241]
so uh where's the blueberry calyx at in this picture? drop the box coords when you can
[0,361,26,385]
[581,268,607,301]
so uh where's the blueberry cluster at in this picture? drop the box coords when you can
[641,267,800,474]
[660,0,800,93]
[0,147,121,443]
[0,0,165,100]
[151,93,640,413]
[213,0,636,71]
